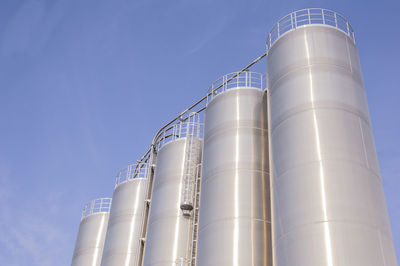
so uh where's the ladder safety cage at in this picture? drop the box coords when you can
[190,163,203,266]
[180,126,203,216]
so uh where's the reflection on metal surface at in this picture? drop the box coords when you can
[267,12,398,266]
[197,72,272,266]
[100,166,148,266]
[72,199,111,266]
[305,30,334,266]
[233,93,240,266]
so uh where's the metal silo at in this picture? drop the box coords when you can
[71,198,111,266]
[197,72,272,266]
[143,115,203,266]
[101,163,149,266]
[266,8,398,266]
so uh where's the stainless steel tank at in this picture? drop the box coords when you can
[197,72,272,266]
[143,117,203,266]
[71,198,111,266]
[266,8,398,266]
[101,163,149,266]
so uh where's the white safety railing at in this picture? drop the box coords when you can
[207,71,265,104]
[115,161,149,187]
[156,112,203,151]
[81,197,112,220]
[267,8,355,53]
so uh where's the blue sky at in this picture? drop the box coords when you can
[0,0,399,265]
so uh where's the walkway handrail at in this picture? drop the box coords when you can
[207,71,265,105]
[267,8,355,53]
[115,162,149,188]
[81,197,112,220]
[155,113,203,151]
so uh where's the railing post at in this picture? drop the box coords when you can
[334,12,338,27]
[277,21,280,37]
[235,73,238,88]
[91,199,94,214]
[268,32,271,50]
[322,9,325,24]
[290,12,294,29]
[261,74,263,90]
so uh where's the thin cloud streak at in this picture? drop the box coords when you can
[0,165,71,266]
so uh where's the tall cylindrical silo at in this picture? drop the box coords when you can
[71,198,111,266]
[197,72,272,266]
[266,8,398,266]
[143,116,203,266]
[101,163,149,266]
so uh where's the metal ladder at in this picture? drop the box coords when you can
[190,163,202,266]
[181,135,200,215]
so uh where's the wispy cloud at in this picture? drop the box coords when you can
[0,162,71,266]
[182,3,239,56]
[0,0,70,57]
[0,0,45,56]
